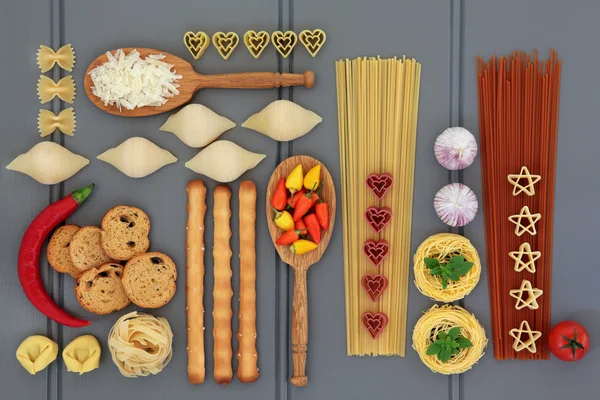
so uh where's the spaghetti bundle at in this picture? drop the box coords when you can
[413,233,481,302]
[477,50,561,360]
[336,56,421,356]
[412,305,487,375]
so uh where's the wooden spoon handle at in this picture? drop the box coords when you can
[197,70,314,90]
[291,267,308,387]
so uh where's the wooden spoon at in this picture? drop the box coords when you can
[266,155,336,387]
[84,47,315,117]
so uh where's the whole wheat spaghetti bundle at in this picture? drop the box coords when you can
[477,49,561,360]
[413,233,481,302]
[336,56,421,356]
[412,305,487,375]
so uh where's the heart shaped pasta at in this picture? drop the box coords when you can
[244,30,270,59]
[366,173,393,199]
[97,137,177,178]
[361,274,388,302]
[365,207,392,233]
[183,31,210,60]
[7,142,88,185]
[362,312,389,339]
[212,32,239,60]
[299,29,326,57]
[185,140,265,183]
[271,31,297,58]
[363,239,390,266]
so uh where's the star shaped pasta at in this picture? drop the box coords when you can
[508,206,541,236]
[509,320,542,353]
[507,166,541,196]
[509,242,541,273]
[509,279,543,310]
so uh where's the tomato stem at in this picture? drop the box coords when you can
[559,328,585,360]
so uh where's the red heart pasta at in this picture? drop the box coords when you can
[363,240,389,266]
[361,274,388,302]
[361,312,389,339]
[366,173,393,199]
[365,207,392,233]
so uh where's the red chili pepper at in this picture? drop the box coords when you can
[315,200,329,230]
[293,192,319,222]
[290,188,307,208]
[303,213,321,244]
[276,229,307,245]
[271,177,288,211]
[18,184,95,328]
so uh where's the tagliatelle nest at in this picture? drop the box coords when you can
[413,233,481,302]
[413,305,487,375]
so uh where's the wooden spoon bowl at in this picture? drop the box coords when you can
[84,48,315,117]
[266,155,336,386]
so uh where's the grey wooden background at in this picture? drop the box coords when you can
[1,0,598,399]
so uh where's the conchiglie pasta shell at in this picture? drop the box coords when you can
[242,100,322,142]
[6,142,88,185]
[97,137,177,178]
[159,104,235,148]
[185,140,265,183]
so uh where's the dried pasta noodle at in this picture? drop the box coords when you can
[107,311,173,378]
[336,56,421,356]
[412,305,487,375]
[413,233,481,302]
[477,50,561,360]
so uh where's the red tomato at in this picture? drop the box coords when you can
[548,320,590,362]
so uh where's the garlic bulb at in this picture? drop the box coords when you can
[434,183,478,227]
[185,140,265,182]
[7,142,89,185]
[159,104,235,148]
[434,127,478,170]
[242,100,322,142]
[97,137,177,178]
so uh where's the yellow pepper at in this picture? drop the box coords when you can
[273,209,295,231]
[303,165,321,190]
[290,239,318,255]
[286,164,303,195]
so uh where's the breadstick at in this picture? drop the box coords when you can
[186,180,206,384]
[236,181,259,383]
[213,185,233,384]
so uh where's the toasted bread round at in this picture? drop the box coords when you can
[101,206,151,261]
[122,252,177,308]
[69,226,114,273]
[75,263,130,314]
[47,225,80,277]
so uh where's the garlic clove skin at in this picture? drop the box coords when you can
[434,183,478,227]
[97,137,177,178]
[434,127,478,170]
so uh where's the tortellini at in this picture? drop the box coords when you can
[6,141,89,185]
[16,335,58,375]
[242,99,322,142]
[159,104,235,148]
[97,137,177,178]
[185,140,265,183]
[62,335,101,375]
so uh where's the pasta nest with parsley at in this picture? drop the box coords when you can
[413,233,481,302]
[413,305,487,375]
